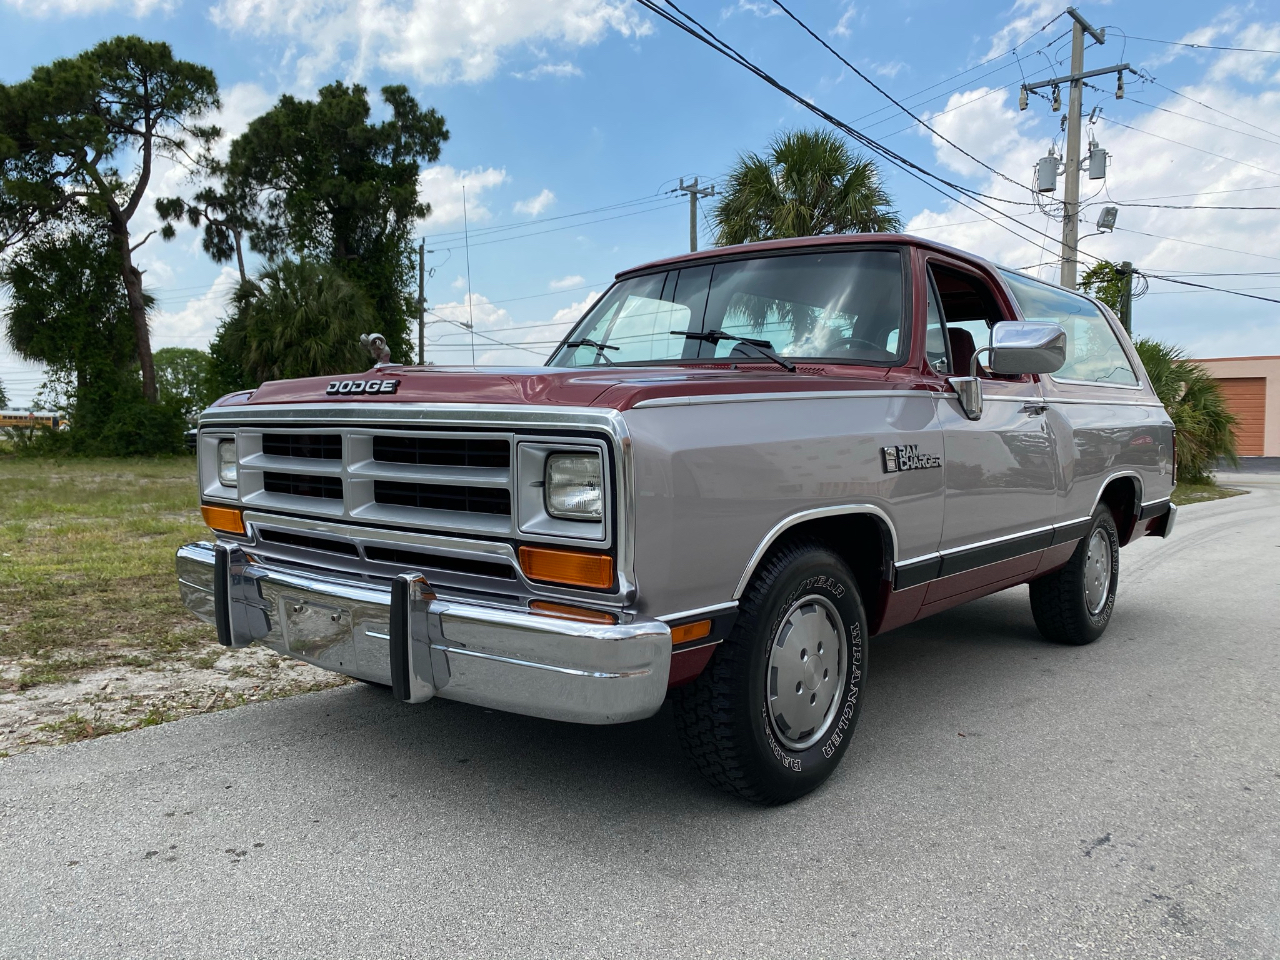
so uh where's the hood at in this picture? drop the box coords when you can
[222,363,899,412]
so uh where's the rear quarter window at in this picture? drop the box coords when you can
[1000,270,1138,386]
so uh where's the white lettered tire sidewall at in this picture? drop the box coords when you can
[745,553,866,799]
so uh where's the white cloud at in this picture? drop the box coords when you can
[720,0,781,20]
[3,0,173,16]
[150,267,243,352]
[418,165,508,226]
[210,0,649,86]
[830,1,856,38]
[426,290,600,366]
[873,60,907,79]
[984,0,1058,60]
[550,274,586,290]
[513,62,583,80]
[211,83,275,160]
[514,189,556,217]
[548,292,599,329]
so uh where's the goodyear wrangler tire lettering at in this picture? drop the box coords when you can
[672,537,867,804]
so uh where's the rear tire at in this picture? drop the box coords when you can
[1030,505,1120,645]
[672,539,867,805]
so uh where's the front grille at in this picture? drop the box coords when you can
[263,433,341,460]
[374,479,511,515]
[237,427,522,537]
[373,436,509,469]
[258,528,359,556]
[263,472,343,500]
[364,545,517,579]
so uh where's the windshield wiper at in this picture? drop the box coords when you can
[562,338,619,365]
[669,329,797,372]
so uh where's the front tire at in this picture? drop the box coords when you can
[672,539,867,805]
[1030,505,1120,645]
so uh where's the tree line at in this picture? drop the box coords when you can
[0,41,1237,477]
[0,36,447,453]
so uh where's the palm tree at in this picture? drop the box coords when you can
[711,129,901,246]
[222,259,376,385]
[1134,338,1238,483]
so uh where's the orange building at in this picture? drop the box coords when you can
[1194,356,1280,458]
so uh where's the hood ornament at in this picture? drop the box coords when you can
[360,332,391,366]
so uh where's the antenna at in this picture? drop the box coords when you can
[463,183,476,366]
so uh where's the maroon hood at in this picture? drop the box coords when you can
[221,363,902,413]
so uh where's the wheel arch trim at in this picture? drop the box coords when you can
[1090,470,1145,517]
[732,504,898,600]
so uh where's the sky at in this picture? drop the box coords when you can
[2,0,1280,406]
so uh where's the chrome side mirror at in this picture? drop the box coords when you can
[987,321,1066,375]
[947,377,983,421]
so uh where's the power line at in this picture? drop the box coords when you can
[847,14,1068,128]
[1145,284,1280,294]
[416,192,682,243]
[768,0,1040,198]
[1141,76,1280,143]
[1096,115,1280,179]
[1114,226,1280,264]
[1122,35,1280,56]
[1114,202,1280,211]
[430,200,687,252]
[1109,184,1280,202]
[1142,273,1280,305]
[425,310,548,358]
[631,0,1080,262]
[1117,93,1280,147]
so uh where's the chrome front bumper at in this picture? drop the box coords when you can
[176,542,671,724]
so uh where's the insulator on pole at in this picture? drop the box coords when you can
[1051,84,1061,111]
[1116,72,1125,100]
[1019,87,1028,111]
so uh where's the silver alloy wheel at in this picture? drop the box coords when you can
[765,595,847,751]
[1084,528,1113,616]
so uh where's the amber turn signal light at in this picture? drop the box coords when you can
[201,504,245,535]
[670,619,712,645]
[528,601,617,624]
[518,545,614,589]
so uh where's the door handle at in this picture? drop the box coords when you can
[1022,402,1048,416]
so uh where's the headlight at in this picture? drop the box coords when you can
[545,452,603,521]
[217,439,238,487]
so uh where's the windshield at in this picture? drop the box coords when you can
[548,249,905,367]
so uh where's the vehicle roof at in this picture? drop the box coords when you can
[614,232,1004,280]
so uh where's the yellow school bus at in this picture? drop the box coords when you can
[0,410,67,432]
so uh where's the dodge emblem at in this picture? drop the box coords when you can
[326,379,400,396]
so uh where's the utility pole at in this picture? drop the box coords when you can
[417,240,425,365]
[677,177,716,252]
[1021,7,1131,289]
[1118,260,1134,334]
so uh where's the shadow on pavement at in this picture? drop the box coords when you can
[280,586,1065,819]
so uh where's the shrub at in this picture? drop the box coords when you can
[1134,338,1238,483]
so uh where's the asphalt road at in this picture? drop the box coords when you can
[2,478,1278,960]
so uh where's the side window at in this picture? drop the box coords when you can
[1000,270,1139,385]
[924,274,949,373]
[930,263,1010,379]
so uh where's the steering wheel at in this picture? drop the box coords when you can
[824,337,895,361]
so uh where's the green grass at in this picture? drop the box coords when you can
[1172,481,1248,506]
[0,456,216,691]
